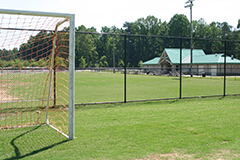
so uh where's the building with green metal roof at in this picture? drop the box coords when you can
[141,48,240,76]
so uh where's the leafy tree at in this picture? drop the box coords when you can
[23,60,30,67]
[55,57,67,68]
[168,14,190,37]
[75,25,99,67]
[78,56,87,68]
[37,58,46,67]
[0,59,7,68]
[193,18,208,39]
[99,55,108,67]
[20,30,53,61]
[138,60,143,67]
[14,59,22,68]
[123,16,163,66]
[118,60,124,67]
[168,14,190,47]
[30,59,36,67]
[218,22,233,40]
[7,60,14,67]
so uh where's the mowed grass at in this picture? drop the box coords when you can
[0,71,69,108]
[2,71,240,105]
[1,96,240,159]
[0,72,69,134]
[75,71,240,103]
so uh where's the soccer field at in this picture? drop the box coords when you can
[75,71,240,104]
[1,71,239,106]
[1,96,240,159]
[1,71,240,159]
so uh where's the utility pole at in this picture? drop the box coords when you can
[185,0,194,77]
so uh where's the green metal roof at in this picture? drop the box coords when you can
[183,53,240,64]
[165,48,205,65]
[141,48,240,65]
[141,57,160,65]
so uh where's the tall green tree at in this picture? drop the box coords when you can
[123,16,163,66]
[168,14,190,37]
[168,14,190,47]
[19,30,53,61]
[75,25,99,67]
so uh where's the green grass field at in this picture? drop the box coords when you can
[1,96,240,159]
[75,71,240,103]
[0,71,69,134]
[0,71,69,107]
[2,71,240,105]
[1,71,240,159]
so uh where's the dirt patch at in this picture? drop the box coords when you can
[135,150,240,160]
[135,152,195,160]
[0,82,30,102]
[0,86,19,101]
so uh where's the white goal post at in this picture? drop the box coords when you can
[0,9,75,140]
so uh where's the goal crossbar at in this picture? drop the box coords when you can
[0,8,73,18]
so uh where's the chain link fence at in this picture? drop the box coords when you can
[75,31,240,104]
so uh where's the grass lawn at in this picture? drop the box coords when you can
[2,71,240,105]
[75,71,240,104]
[0,71,69,134]
[0,71,69,108]
[1,95,240,159]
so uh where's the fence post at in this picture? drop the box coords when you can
[223,40,227,96]
[113,35,115,73]
[124,35,127,103]
[179,38,182,99]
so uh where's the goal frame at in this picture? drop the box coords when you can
[0,9,75,140]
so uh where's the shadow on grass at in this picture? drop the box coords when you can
[4,125,69,160]
[75,99,182,111]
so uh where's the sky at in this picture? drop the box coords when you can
[0,0,239,32]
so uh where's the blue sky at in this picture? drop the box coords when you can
[0,0,239,32]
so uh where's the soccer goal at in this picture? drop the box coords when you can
[0,9,75,140]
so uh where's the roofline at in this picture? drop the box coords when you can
[164,48,204,50]
[172,63,240,65]
[141,62,161,65]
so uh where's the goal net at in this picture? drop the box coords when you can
[0,9,75,140]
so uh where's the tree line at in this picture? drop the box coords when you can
[76,14,240,68]
[1,14,240,68]
[0,30,68,69]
